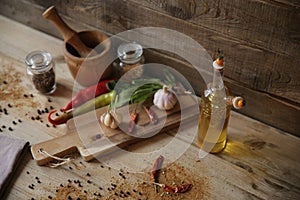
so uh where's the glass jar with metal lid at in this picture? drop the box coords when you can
[25,50,56,94]
[113,42,145,79]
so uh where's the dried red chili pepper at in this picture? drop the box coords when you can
[128,110,138,133]
[151,155,164,182]
[60,79,116,112]
[155,183,192,193]
[144,106,158,124]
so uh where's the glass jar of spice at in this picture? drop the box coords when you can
[113,42,145,79]
[25,50,56,94]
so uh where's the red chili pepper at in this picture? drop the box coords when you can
[128,110,138,133]
[48,110,72,125]
[158,183,192,193]
[48,90,116,125]
[151,155,164,182]
[144,106,158,125]
[60,79,116,112]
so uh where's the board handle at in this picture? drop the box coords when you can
[31,132,80,166]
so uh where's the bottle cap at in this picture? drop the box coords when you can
[118,42,143,65]
[25,50,52,72]
[232,96,246,109]
[213,60,224,71]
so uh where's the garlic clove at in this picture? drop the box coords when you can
[100,113,106,123]
[104,113,112,126]
[110,119,118,129]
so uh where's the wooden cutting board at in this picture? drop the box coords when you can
[31,94,199,165]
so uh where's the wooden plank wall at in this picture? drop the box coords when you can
[1,0,299,136]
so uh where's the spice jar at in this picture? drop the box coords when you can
[113,42,145,79]
[25,50,56,94]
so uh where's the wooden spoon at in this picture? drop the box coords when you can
[43,6,98,58]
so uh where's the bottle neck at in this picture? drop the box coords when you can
[212,60,224,90]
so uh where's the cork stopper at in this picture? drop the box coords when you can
[232,96,246,109]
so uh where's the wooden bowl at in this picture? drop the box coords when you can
[63,30,112,86]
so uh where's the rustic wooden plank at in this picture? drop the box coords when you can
[130,0,300,54]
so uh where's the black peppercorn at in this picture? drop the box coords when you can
[25,50,56,94]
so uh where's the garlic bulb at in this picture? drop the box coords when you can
[100,112,118,129]
[153,85,177,110]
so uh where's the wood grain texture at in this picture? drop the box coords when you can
[0,15,300,200]
[0,0,299,136]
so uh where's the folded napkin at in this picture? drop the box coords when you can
[0,134,29,197]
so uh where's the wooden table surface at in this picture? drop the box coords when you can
[0,15,299,200]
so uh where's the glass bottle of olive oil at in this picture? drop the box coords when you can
[197,56,245,153]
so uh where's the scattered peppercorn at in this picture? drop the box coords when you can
[68,179,72,183]
[18,119,22,123]
[0,128,2,132]
[31,116,35,120]
[50,105,54,110]
[87,173,91,177]
[8,103,13,108]
[48,98,52,103]
[95,134,101,139]
[46,124,50,127]
[2,125,6,129]
[26,171,30,174]
[8,127,13,131]
[3,80,7,84]
[24,94,28,98]
[48,195,52,199]
[37,109,42,115]
[87,180,92,184]
[30,94,34,97]
[69,166,73,170]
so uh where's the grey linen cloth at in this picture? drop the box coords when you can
[0,134,29,197]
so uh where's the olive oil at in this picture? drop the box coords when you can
[197,90,231,153]
[197,56,245,153]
